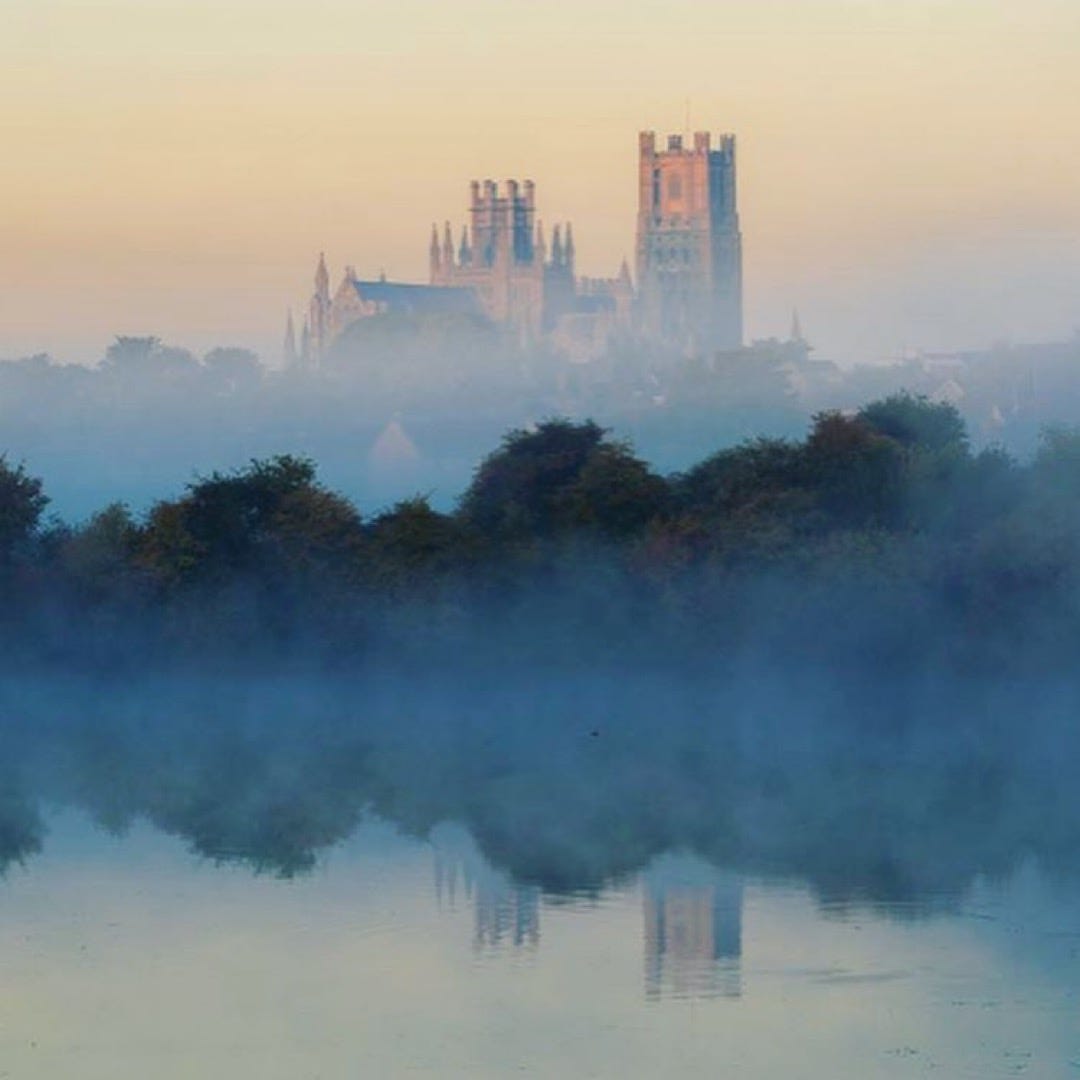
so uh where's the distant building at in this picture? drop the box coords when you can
[635,130,743,353]
[295,181,630,367]
[290,128,744,365]
[431,179,563,342]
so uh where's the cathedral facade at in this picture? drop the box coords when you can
[287,130,741,366]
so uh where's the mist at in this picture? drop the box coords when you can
[5,324,1080,522]
[0,380,1079,913]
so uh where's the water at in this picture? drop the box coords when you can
[1,675,1078,1076]
[0,811,1077,1078]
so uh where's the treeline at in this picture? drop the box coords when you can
[3,392,1080,674]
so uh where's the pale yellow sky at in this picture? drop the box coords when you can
[2,0,1079,362]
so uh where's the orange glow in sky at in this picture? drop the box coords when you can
[3,0,1079,363]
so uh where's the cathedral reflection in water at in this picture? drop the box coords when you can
[432,829,742,998]
[642,854,743,1000]
[433,832,541,952]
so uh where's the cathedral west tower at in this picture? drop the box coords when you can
[635,131,743,352]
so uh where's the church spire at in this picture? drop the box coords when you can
[315,252,329,301]
[300,316,311,367]
[443,221,454,267]
[535,220,546,263]
[564,222,575,273]
[458,225,471,266]
[283,309,298,368]
[430,224,441,278]
[551,224,563,267]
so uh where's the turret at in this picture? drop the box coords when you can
[551,224,563,268]
[314,252,330,301]
[535,221,546,263]
[442,221,454,267]
[300,317,311,366]
[429,223,442,282]
[283,310,298,368]
[458,225,471,267]
[564,223,576,275]
[309,254,331,363]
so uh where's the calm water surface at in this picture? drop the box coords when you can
[2,674,1079,1077]
[1,811,1077,1079]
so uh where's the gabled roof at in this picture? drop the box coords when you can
[352,279,482,317]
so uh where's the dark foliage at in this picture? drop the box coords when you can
[0,393,1078,676]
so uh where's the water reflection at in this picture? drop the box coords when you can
[432,829,541,952]
[1,809,1078,1076]
[643,855,742,1000]
[1,673,1079,909]
[431,834,739,996]
[0,673,1077,1075]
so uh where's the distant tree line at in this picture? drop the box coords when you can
[2,392,1080,674]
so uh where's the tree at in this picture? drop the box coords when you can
[202,347,262,393]
[364,497,467,592]
[101,336,160,373]
[101,336,198,381]
[1033,425,1080,489]
[674,437,803,518]
[138,456,362,587]
[0,456,47,560]
[804,411,905,529]
[858,393,968,454]
[458,419,667,543]
[563,441,670,539]
[59,503,140,600]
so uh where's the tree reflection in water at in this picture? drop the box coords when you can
[0,670,1076,916]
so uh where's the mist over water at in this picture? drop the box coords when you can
[0,656,1076,902]
[2,333,1080,1073]
[1,666,1079,1076]
[5,0,1080,1070]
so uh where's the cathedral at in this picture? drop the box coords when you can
[636,131,743,351]
[287,130,742,366]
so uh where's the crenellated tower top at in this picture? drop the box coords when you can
[636,129,742,351]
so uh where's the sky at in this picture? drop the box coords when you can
[2,0,1080,365]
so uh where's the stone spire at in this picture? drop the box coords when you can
[283,309,298,368]
[535,220,546,263]
[315,252,330,301]
[309,255,331,364]
[443,221,454,267]
[429,224,441,274]
[300,317,311,366]
[551,224,563,268]
[564,223,576,273]
[458,225,471,266]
